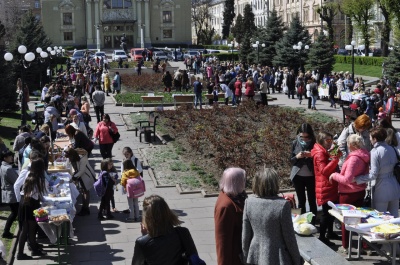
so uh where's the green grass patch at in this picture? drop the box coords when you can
[333,63,382,78]
[115,91,199,104]
[0,208,18,258]
[130,112,149,124]
[180,175,201,188]
[0,111,33,148]
[170,161,189,171]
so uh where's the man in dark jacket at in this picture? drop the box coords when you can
[286,70,296,99]
[193,77,203,109]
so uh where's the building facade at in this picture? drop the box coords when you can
[41,0,191,49]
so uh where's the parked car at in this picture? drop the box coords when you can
[70,50,94,63]
[153,51,169,61]
[183,50,200,59]
[171,51,184,61]
[95,51,106,59]
[206,49,221,54]
[337,49,348,56]
[130,48,144,62]
[112,50,128,61]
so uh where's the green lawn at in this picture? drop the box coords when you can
[333,63,383,78]
[0,112,31,149]
[115,91,201,104]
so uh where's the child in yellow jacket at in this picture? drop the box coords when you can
[120,159,143,222]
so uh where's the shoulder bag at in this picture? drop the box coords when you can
[391,146,400,185]
[175,227,206,265]
[108,125,120,143]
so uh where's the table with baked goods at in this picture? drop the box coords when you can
[329,202,400,265]
[37,172,79,264]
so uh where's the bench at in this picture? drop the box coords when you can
[135,111,158,143]
[342,106,360,126]
[296,235,352,265]
[140,96,164,111]
[205,93,225,105]
[173,94,195,109]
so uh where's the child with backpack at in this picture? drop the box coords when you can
[120,159,145,222]
[94,158,116,220]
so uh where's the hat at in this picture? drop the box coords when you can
[69,109,78,116]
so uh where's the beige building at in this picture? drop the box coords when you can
[41,0,192,49]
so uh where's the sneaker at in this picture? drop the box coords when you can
[2,231,13,239]
[17,253,32,260]
[126,217,135,222]
[122,209,130,214]
[98,215,106,220]
[338,246,348,254]
[134,217,141,222]
[106,214,114,219]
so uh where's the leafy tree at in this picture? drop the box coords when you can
[9,10,52,94]
[231,14,245,44]
[273,16,311,72]
[242,4,256,34]
[377,0,396,57]
[317,3,339,47]
[384,46,400,85]
[192,0,215,44]
[341,0,374,54]
[239,33,253,64]
[306,34,335,77]
[222,0,235,39]
[263,10,285,66]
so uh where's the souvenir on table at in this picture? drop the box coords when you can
[371,223,400,239]
[33,208,49,222]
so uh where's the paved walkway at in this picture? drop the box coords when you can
[16,67,396,265]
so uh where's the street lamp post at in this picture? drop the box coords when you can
[345,40,356,81]
[228,41,235,64]
[4,45,36,126]
[36,47,49,89]
[252,41,265,64]
[292,41,309,74]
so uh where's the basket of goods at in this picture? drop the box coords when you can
[54,157,67,169]
[371,223,400,239]
[33,208,49,222]
[49,209,70,224]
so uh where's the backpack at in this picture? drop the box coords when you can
[93,171,106,197]
[126,176,146,198]
[311,83,318,95]
[359,96,368,111]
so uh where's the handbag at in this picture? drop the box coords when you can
[108,127,120,143]
[392,146,400,184]
[175,227,206,265]
[281,193,296,209]
[112,79,118,88]
[363,190,372,208]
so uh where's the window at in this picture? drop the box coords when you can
[64,32,73,41]
[35,1,40,8]
[104,0,132,9]
[163,11,172,23]
[63,13,72,25]
[163,29,172,39]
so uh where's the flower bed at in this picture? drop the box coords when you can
[156,102,343,190]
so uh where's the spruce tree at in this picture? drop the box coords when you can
[222,0,235,39]
[273,16,311,72]
[263,10,285,66]
[231,14,244,44]
[0,20,18,111]
[306,34,335,77]
[384,46,400,85]
[239,4,256,64]
[9,10,52,93]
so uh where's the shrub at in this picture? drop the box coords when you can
[120,72,164,91]
[334,55,385,66]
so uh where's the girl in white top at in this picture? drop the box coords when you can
[71,114,88,137]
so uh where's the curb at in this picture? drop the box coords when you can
[7,226,19,265]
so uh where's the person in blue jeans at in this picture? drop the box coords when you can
[193,77,203,109]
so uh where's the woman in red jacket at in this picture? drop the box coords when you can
[244,76,255,100]
[234,76,243,105]
[94,114,118,159]
[311,131,342,246]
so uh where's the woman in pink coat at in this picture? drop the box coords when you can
[329,134,370,253]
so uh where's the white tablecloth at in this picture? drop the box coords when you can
[340,92,362,102]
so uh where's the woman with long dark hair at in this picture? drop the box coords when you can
[289,123,317,222]
[17,158,47,260]
[94,114,118,159]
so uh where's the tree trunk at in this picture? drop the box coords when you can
[380,5,390,57]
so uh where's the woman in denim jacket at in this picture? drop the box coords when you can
[355,127,400,217]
